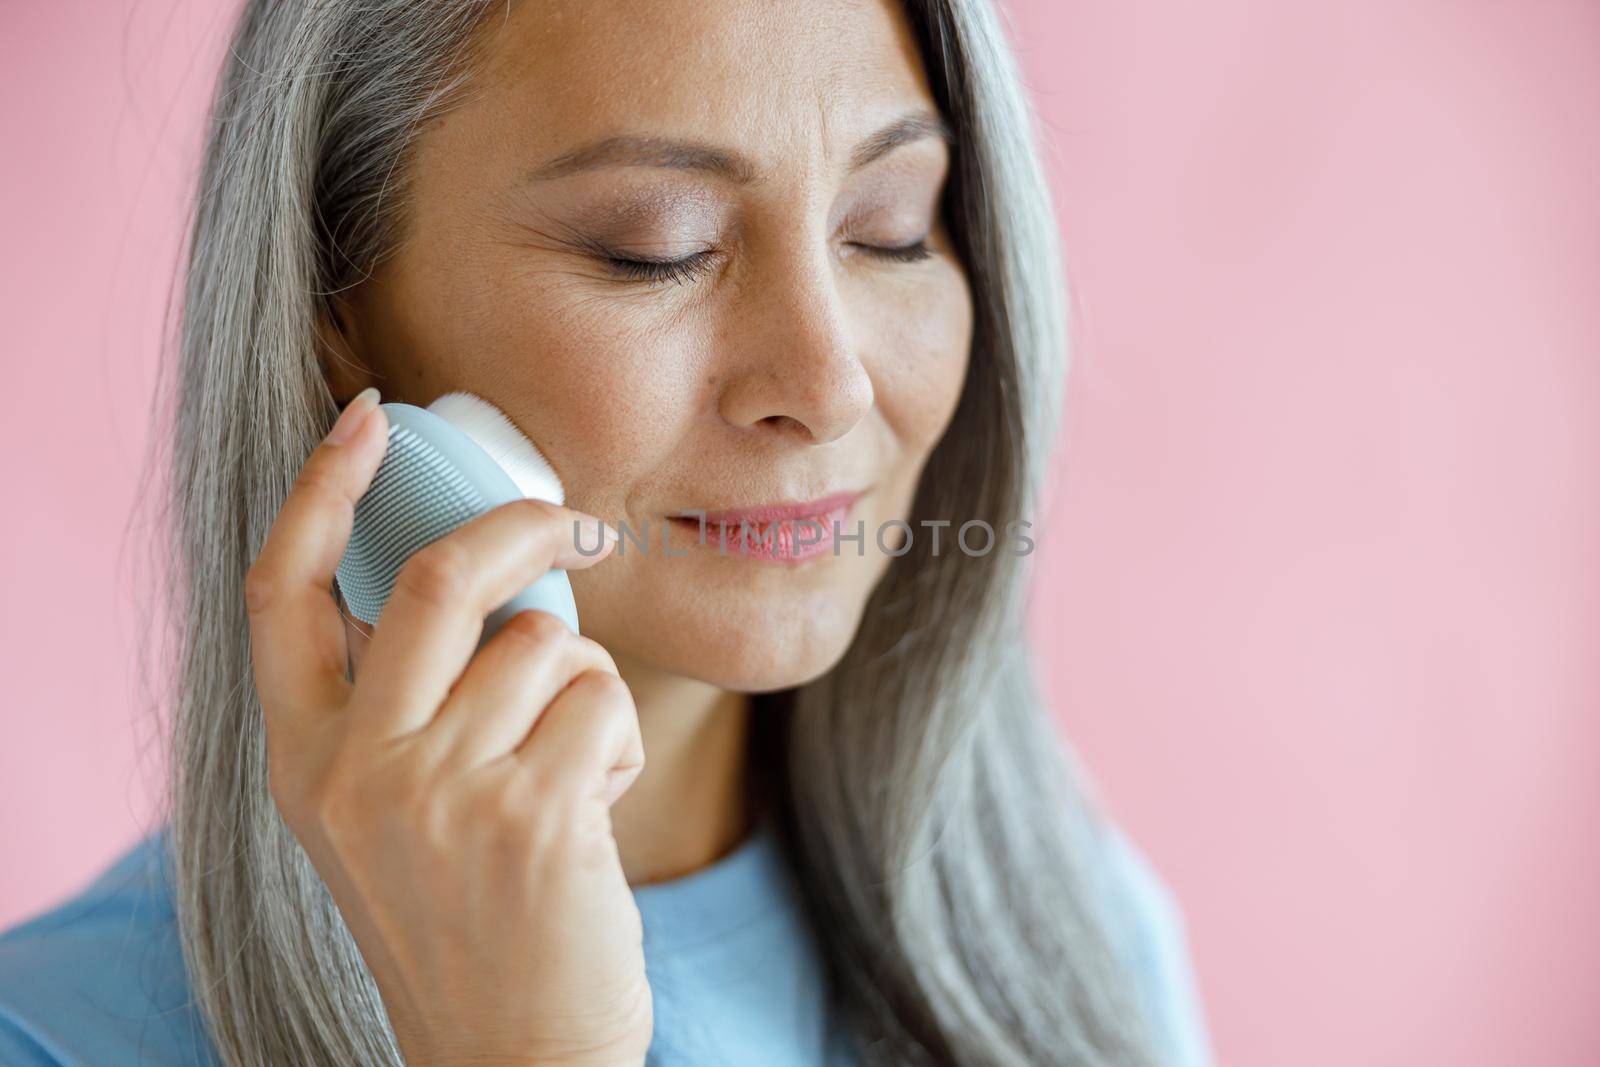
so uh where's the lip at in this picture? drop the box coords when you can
[675,490,867,527]
[666,488,868,563]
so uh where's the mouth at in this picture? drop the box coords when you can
[665,489,868,563]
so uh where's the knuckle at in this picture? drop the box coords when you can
[298,465,353,514]
[571,634,620,674]
[293,469,359,539]
[503,608,571,650]
[573,667,631,703]
[397,539,476,610]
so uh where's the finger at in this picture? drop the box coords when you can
[348,499,617,742]
[515,669,644,806]
[430,611,619,767]
[245,389,385,735]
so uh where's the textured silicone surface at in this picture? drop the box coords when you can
[333,400,580,647]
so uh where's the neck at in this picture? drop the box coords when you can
[607,649,754,885]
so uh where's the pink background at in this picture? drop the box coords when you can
[2,3,1596,1066]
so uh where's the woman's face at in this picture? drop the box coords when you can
[334,0,972,691]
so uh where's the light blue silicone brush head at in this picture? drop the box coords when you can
[334,391,579,647]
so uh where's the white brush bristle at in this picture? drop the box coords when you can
[426,391,565,506]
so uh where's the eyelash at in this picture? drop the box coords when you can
[605,251,717,286]
[863,239,935,264]
[601,238,934,286]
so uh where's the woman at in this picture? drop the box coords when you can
[0,0,1212,1065]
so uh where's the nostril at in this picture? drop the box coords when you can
[715,352,873,443]
[759,413,811,438]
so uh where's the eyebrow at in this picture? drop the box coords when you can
[847,110,955,172]
[525,109,955,185]
[528,135,762,184]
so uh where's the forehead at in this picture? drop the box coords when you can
[463,0,939,168]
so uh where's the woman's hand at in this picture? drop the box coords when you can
[243,390,650,1067]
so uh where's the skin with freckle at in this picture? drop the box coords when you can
[325,0,972,692]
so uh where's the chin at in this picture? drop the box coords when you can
[691,615,862,693]
[590,584,871,694]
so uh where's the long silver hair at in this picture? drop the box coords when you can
[149,1,1161,1064]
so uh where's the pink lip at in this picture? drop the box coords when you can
[688,490,865,527]
[667,489,867,563]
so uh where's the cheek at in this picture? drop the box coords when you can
[401,241,704,516]
[864,267,973,458]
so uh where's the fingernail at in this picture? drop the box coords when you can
[566,514,619,559]
[573,514,619,545]
[326,387,380,446]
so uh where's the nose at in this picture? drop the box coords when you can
[714,248,875,445]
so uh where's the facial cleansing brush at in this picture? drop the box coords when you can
[334,391,581,649]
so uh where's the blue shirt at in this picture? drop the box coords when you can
[0,819,1212,1066]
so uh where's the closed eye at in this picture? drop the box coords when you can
[855,237,932,263]
[604,250,718,285]
[598,237,935,286]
